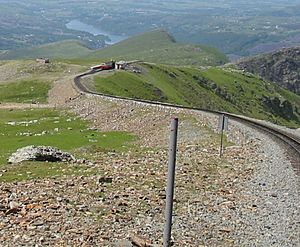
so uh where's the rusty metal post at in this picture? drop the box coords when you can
[163,118,178,247]
[220,114,225,157]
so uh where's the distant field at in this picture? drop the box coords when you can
[85,30,228,66]
[0,40,92,60]
[0,79,51,103]
[93,64,300,128]
[0,108,135,181]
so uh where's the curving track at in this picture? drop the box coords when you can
[73,70,300,174]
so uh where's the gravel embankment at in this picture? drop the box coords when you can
[69,94,299,246]
[0,93,298,246]
[226,122,299,246]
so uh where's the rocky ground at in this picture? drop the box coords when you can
[0,61,28,83]
[0,74,299,246]
[235,46,300,96]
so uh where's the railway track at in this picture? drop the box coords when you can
[73,70,300,174]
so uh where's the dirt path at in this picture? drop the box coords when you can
[0,103,52,109]
[48,75,80,106]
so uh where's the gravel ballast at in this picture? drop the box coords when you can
[230,122,299,246]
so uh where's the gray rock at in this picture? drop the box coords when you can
[98,176,113,183]
[114,240,133,247]
[8,145,75,163]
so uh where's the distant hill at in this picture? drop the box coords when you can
[0,30,227,66]
[0,40,92,60]
[90,63,300,128]
[235,47,300,95]
[84,30,228,66]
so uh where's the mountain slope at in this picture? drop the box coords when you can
[90,63,300,128]
[84,30,228,66]
[0,40,92,60]
[0,30,227,66]
[235,47,300,95]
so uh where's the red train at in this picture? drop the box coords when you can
[90,61,115,71]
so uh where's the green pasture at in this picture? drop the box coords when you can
[93,64,300,128]
[0,108,135,182]
[0,79,51,103]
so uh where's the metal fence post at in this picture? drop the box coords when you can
[220,114,225,157]
[163,117,178,247]
[219,114,229,157]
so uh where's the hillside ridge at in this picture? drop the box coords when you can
[84,63,300,128]
[0,40,92,60]
[84,29,228,66]
[235,46,300,95]
[0,30,228,67]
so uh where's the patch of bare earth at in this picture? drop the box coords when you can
[0,103,52,109]
[0,61,56,84]
[0,61,26,84]
[48,76,80,106]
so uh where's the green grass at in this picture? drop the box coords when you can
[0,40,92,60]
[0,162,96,183]
[60,58,103,67]
[0,79,51,103]
[85,30,228,66]
[0,108,135,181]
[93,64,300,128]
[95,71,168,101]
[95,64,237,109]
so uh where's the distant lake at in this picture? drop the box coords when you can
[66,20,127,44]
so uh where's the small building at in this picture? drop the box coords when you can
[115,61,127,70]
[36,58,50,64]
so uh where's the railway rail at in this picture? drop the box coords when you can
[73,70,300,174]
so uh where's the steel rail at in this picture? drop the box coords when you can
[73,70,300,172]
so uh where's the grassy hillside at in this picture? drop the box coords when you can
[93,64,300,128]
[0,79,51,103]
[85,30,228,66]
[0,30,227,67]
[0,60,86,103]
[0,40,92,60]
